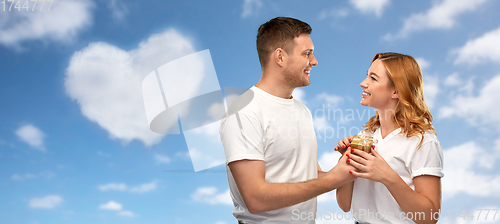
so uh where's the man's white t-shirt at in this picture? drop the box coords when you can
[351,127,444,224]
[220,86,318,223]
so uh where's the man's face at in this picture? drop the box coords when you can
[283,33,318,88]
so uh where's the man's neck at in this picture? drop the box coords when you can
[255,73,294,99]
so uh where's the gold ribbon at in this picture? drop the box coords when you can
[351,135,377,153]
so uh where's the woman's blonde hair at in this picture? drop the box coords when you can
[363,52,435,149]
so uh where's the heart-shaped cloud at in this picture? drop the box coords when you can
[65,29,195,146]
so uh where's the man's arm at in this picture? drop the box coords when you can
[228,154,355,214]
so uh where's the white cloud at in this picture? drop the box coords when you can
[29,195,63,209]
[118,210,135,217]
[384,0,490,40]
[319,8,350,21]
[241,0,262,18]
[99,201,122,211]
[175,151,191,160]
[97,151,111,157]
[65,29,195,146]
[439,74,500,132]
[315,92,344,108]
[191,187,232,205]
[12,173,36,181]
[11,171,55,181]
[98,180,157,193]
[154,154,171,164]
[106,0,128,21]
[99,201,136,217]
[349,0,390,17]
[15,124,46,151]
[184,119,226,171]
[443,73,474,96]
[442,141,500,200]
[292,88,307,104]
[444,72,461,86]
[313,117,331,131]
[0,0,93,50]
[317,190,337,204]
[423,75,439,109]
[98,183,127,191]
[129,181,157,193]
[208,102,226,121]
[454,26,500,65]
[318,151,342,172]
[215,222,227,224]
[310,92,346,142]
[415,57,431,70]
[415,57,438,109]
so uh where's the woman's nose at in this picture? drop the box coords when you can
[360,77,369,88]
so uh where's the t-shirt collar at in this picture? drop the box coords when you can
[251,86,295,106]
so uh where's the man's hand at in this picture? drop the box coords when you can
[334,135,354,154]
[328,151,357,187]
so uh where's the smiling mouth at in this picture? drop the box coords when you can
[304,69,311,76]
[362,92,371,98]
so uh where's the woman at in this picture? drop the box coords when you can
[335,53,444,224]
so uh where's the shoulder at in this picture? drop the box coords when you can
[293,99,312,115]
[420,130,440,146]
[225,87,262,119]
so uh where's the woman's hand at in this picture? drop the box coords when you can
[346,146,398,185]
[334,135,354,154]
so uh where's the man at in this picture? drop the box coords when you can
[220,17,355,223]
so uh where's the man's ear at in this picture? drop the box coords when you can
[273,48,286,67]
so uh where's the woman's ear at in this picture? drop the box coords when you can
[391,90,399,99]
[274,48,286,67]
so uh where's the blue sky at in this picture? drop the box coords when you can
[1,0,500,223]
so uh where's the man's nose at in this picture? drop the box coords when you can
[310,54,318,66]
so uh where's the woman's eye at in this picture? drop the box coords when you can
[371,76,376,81]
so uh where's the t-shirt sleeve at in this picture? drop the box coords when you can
[410,139,444,179]
[220,112,265,164]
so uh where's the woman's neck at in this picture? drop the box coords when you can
[377,108,399,139]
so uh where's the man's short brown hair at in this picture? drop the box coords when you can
[256,17,312,68]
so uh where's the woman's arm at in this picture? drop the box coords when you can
[336,181,354,212]
[386,175,441,224]
[347,148,441,224]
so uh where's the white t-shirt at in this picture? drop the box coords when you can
[220,86,318,223]
[351,127,444,224]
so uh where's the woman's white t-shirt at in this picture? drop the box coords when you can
[351,127,444,224]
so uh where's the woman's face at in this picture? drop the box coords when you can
[360,59,397,110]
